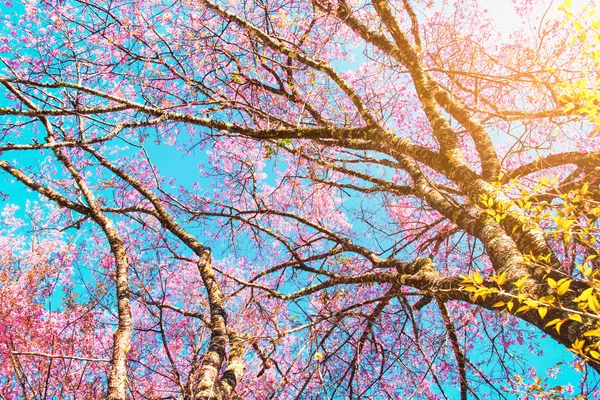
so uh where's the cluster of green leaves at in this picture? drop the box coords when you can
[505,369,583,400]
[557,0,600,134]
[479,178,598,246]
[462,177,600,360]
[468,175,600,362]
[460,256,600,363]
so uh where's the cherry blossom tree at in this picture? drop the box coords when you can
[1,0,600,398]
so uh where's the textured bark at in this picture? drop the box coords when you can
[104,228,133,400]
[187,250,228,400]
[1,81,134,398]
[220,331,246,398]
[51,156,133,400]
[84,146,246,399]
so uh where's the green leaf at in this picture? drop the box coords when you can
[538,307,548,319]
[569,314,583,323]
[556,279,571,296]
[492,271,507,286]
[473,272,484,285]
[507,301,514,312]
[584,329,600,337]
[545,318,562,328]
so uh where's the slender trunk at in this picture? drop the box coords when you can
[188,250,228,400]
[105,225,133,400]
[51,148,132,398]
